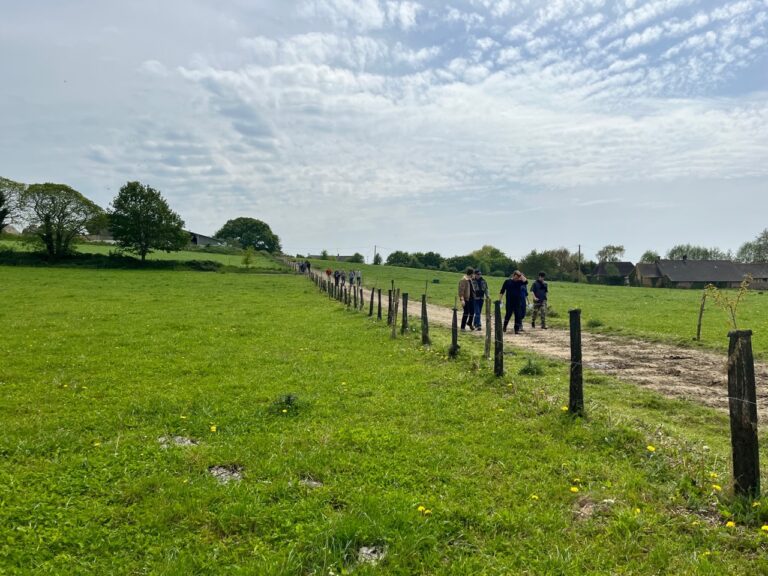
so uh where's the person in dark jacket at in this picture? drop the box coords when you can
[473,270,488,330]
[458,267,475,330]
[531,272,548,329]
[499,270,527,333]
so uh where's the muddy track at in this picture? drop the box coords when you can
[418,301,768,418]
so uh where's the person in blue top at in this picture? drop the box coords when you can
[499,270,528,334]
[519,281,529,331]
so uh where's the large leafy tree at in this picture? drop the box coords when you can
[110,181,188,262]
[595,244,625,262]
[640,250,661,263]
[736,230,768,263]
[20,183,102,259]
[0,177,25,230]
[666,244,730,260]
[215,217,281,253]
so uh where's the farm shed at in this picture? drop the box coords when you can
[592,261,636,285]
[633,259,752,288]
[188,232,225,248]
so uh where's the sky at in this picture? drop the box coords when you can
[1,0,767,263]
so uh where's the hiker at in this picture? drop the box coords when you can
[340,270,347,287]
[499,270,527,334]
[333,269,340,287]
[348,270,356,286]
[531,272,548,329]
[473,270,488,330]
[519,280,529,331]
[458,267,476,331]
[305,260,311,274]
[356,270,362,286]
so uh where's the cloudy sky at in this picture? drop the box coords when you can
[1,0,767,262]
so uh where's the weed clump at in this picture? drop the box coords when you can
[519,358,545,376]
[270,393,301,416]
[587,318,604,328]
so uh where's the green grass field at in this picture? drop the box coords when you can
[2,266,768,574]
[307,259,768,357]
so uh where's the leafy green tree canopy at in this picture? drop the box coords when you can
[640,250,661,263]
[347,252,365,263]
[666,244,730,260]
[20,183,102,259]
[215,217,281,253]
[386,250,411,266]
[596,244,625,262]
[110,181,188,262]
[736,229,768,263]
[0,177,26,230]
[373,252,382,265]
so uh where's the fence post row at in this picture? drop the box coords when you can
[569,309,584,416]
[484,296,491,360]
[387,289,393,326]
[727,329,760,497]
[377,289,382,320]
[390,288,400,339]
[448,305,460,358]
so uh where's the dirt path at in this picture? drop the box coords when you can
[415,297,768,419]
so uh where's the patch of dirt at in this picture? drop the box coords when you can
[357,545,387,566]
[158,435,199,448]
[377,294,768,419]
[299,476,324,489]
[208,465,243,484]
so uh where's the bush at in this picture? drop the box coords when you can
[587,318,604,328]
[519,358,544,376]
[186,260,222,272]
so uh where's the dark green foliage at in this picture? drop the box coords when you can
[0,189,9,231]
[596,244,626,262]
[737,229,768,263]
[110,181,188,262]
[640,250,661,263]
[518,357,544,376]
[587,318,604,328]
[0,177,24,230]
[347,252,365,263]
[215,217,281,253]
[386,250,411,266]
[270,393,301,416]
[20,182,103,259]
[666,244,730,260]
[373,252,382,265]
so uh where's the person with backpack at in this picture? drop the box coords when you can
[473,270,488,330]
[531,272,548,329]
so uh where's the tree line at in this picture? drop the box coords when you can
[0,177,281,261]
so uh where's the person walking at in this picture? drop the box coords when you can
[519,281,529,331]
[333,269,340,287]
[348,270,356,287]
[458,267,475,330]
[499,270,527,334]
[473,270,488,330]
[531,272,548,329]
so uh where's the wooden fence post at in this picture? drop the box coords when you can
[727,329,760,497]
[377,289,382,320]
[354,285,358,309]
[448,305,460,358]
[569,309,584,416]
[494,300,503,376]
[391,288,400,339]
[387,289,393,325]
[401,293,409,335]
[369,288,375,317]
[484,296,491,360]
[421,294,431,346]
[696,290,707,341]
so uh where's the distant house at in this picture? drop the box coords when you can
[592,261,635,284]
[1,224,20,235]
[633,259,767,289]
[188,232,225,248]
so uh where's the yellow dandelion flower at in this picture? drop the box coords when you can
[761,525,768,532]
[701,551,711,557]
[570,486,579,493]
[93,441,101,447]
[634,508,641,514]
[708,472,718,479]
[725,521,736,528]
[752,501,761,508]
[711,484,722,492]
[424,509,432,515]
[341,381,347,385]
[497,408,504,412]
[561,406,569,412]
[281,409,288,413]
[691,521,700,526]
[417,505,426,512]
[572,478,581,484]
[210,425,217,433]
[646,445,656,452]
[530,494,539,500]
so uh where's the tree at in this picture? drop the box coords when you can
[347,252,365,263]
[666,244,729,260]
[596,244,625,262]
[110,181,188,262]
[0,177,25,230]
[736,230,768,263]
[386,250,411,266]
[519,250,559,278]
[640,250,661,263]
[320,249,329,260]
[215,217,281,253]
[20,183,102,259]
[373,252,382,265]
[413,251,443,269]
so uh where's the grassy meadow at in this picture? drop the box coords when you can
[2,266,768,574]
[308,259,768,357]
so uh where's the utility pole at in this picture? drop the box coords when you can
[577,244,582,283]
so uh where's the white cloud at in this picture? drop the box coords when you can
[139,59,169,76]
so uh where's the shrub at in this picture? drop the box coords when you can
[519,358,544,376]
[587,318,604,328]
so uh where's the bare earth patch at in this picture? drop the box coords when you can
[400,299,768,419]
[299,476,324,489]
[208,465,244,484]
[158,435,199,448]
[357,545,387,566]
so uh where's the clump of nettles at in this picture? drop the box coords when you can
[519,358,545,376]
[271,393,300,416]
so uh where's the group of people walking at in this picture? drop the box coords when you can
[459,268,548,334]
[325,268,363,288]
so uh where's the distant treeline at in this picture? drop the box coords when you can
[385,245,594,281]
